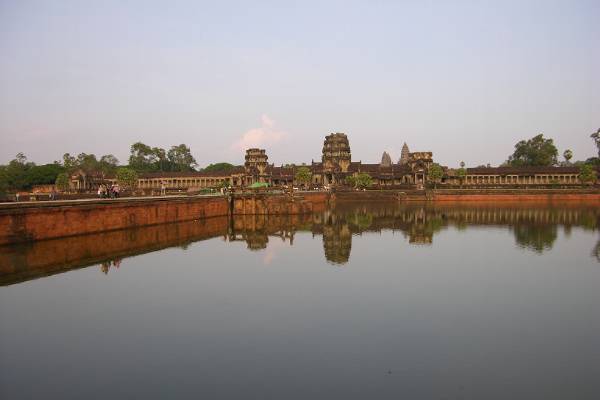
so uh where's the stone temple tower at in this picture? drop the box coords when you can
[399,142,410,165]
[245,148,269,183]
[380,151,392,167]
[322,133,351,173]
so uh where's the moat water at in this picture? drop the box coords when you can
[1,202,600,399]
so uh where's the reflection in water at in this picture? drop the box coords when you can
[1,203,599,284]
[100,259,122,275]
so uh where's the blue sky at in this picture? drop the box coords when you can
[1,0,598,167]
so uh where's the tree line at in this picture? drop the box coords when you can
[0,141,236,193]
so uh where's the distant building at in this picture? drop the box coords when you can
[67,132,592,192]
[380,151,392,167]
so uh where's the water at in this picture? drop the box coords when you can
[1,202,599,399]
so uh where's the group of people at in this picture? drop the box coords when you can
[97,183,121,198]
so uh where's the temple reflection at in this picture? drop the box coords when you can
[1,203,599,285]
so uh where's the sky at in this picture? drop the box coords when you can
[0,0,598,168]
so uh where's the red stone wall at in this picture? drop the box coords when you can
[433,192,600,202]
[0,196,229,245]
[232,192,328,215]
[0,217,229,286]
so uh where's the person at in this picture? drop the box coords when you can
[160,181,166,196]
[112,183,120,198]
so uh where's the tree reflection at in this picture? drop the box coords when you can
[512,224,558,253]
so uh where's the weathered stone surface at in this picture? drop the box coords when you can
[0,197,229,245]
[380,151,392,167]
[399,142,410,165]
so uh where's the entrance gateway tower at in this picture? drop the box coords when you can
[321,132,351,185]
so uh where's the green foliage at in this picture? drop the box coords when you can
[428,163,444,187]
[0,153,60,191]
[294,166,312,186]
[0,166,8,195]
[456,168,467,179]
[167,144,197,171]
[579,164,597,184]
[128,142,157,171]
[55,172,70,192]
[513,224,558,253]
[507,134,558,166]
[129,142,197,172]
[202,162,235,172]
[26,163,65,186]
[563,149,573,164]
[584,157,600,166]
[116,167,139,189]
[99,154,119,177]
[354,173,373,189]
[345,175,356,187]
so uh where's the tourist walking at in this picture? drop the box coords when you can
[160,181,166,196]
[112,183,120,198]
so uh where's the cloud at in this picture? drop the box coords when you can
[231,114,286,151]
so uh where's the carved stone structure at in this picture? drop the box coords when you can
[380,151,392,167]
[321,133,351,185]
[69,133,593,193]
[399,143,410,165]
[244,148,269,184]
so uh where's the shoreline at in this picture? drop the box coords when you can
[1,189,598,245]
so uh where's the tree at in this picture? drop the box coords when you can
[579,164,597,184]
[591,128,600,157]
[129,142,157,171]
[345,175,356,187]
[167,144,197,172]
[456,167,467,186]
[99,154,119,180]
[507,134,558,166]
[55,172,71,192]
[0,166,8,195]
[460,161,465,168]
[25,164,65,187]
[428,163,444,188]
[116,167,139,190]
[4,153,34,190]
[74,153,100,189]
[62,153,77,171]
[294,166,312,188]
[203,163,234,172]
[152,147,170,171]
[563,149,573,165]
[354,173,373,189]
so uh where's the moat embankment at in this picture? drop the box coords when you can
[332,188,600,203]
[1,189,598,245]
[0,192,328,245]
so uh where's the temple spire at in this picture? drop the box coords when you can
[399,142,410,165]
[380,151,392,167]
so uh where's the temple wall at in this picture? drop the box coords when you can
[0,192,329,245]
[231,192,328,215]
[0,217,229,286]
[432,190,600,202]
[0,196,229,245]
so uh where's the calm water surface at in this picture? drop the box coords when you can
[1,202,600,399]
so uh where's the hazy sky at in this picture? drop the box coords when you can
[1,0,598,168]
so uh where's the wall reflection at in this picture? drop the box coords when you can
[1,203,599,285]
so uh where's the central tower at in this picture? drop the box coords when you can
[322,133,351,174]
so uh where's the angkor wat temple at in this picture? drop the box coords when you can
[121,132,584,192]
